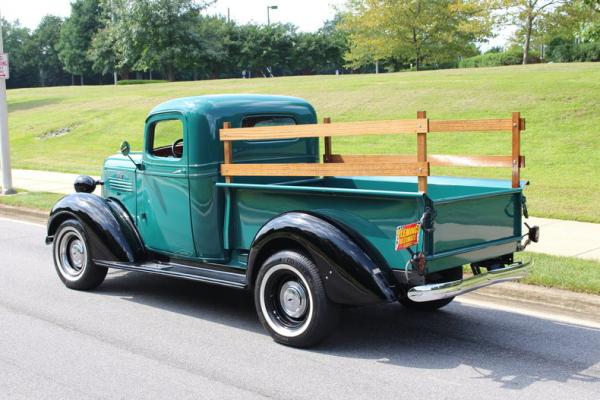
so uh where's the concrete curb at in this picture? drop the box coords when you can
[474,282,600,313]
[1,205,599,319]
[0,204,48,223]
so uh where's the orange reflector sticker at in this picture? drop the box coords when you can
[395,223,421,251]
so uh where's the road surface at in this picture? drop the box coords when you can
[1,216,599,399]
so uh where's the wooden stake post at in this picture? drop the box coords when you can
[323,117,332,163]
[222,122,232,183]
[511,112,521,188]
[416,111,428,193]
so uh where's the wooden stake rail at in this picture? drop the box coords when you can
[220,112,525,192]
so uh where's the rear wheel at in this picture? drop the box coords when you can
[399,296,454,311]
[254,250,339,348]
[53,219,107,290]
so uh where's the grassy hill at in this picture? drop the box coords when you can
[6,63,600,222]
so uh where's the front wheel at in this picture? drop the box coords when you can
[53,219,107,290]
[254,250,339,348]
[399,296,454,311]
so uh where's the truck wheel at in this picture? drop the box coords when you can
[399,296,454,311]
[254,250,339,348]
[53,219,107,290]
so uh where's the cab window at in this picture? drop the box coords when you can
[242,116,296,128]
[150,119,184,158]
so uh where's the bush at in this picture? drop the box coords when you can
[116,79,168,85]
[459,48,541,68]
[547,40,600,63]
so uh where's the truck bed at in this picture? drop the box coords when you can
[218,175,525,274]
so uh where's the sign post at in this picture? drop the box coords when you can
[0,9,15,195]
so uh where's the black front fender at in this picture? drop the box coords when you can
[46,193,145,263]
[247,212,397,305]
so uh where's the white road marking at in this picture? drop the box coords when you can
[0,216,45,227]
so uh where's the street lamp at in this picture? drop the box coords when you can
[267,5,278,25]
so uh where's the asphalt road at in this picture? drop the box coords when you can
[1,216,599,400]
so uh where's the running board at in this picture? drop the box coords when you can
[95,260,247,289]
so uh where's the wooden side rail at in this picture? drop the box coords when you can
[328,154,525,168]
[222,162,430,177]
[220,112,525,192]
[220,119,428,140]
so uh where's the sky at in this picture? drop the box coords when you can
[0,0,511,49]
[0,0,346,32]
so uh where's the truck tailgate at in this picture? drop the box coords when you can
[433,192,521,253]
[426,187,523,272]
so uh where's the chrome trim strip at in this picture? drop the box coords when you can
[215,182,426,199]
[407,260,531,302]
[426,237,519,261]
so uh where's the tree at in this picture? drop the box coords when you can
[32,16,69,87]
[186,16,229,79]
[57,0,102,84]
[1,19,38,89]
[340,0,494,71]
[543,0,600,42]
[126,0,213,81]
[88,0,136,81]
[501,1,569,64]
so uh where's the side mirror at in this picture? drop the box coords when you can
[119,140,143,170]
[120,141,131,156]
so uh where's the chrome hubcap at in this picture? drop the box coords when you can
[69,240,85,269]
[54,227,87,280]
[279,281,308,319]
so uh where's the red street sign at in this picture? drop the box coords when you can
[0,54,9,80]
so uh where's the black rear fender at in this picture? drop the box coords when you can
[46,193,145,263]
[247,212,397,305]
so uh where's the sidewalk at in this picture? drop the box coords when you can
[9,169,100,195]
[2,169,600,262]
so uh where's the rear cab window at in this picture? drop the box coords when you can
[242,116,296,128]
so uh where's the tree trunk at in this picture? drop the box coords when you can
[80,75,84,86]
[71,74,75,86]
[412,27,420,71]
[523,14,534,65]
[166,66,175,82]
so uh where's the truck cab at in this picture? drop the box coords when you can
[103,95,318,262]
[46,94,538,348]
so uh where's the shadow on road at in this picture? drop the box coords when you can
[97,270,600,390]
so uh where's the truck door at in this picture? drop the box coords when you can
[137,113,195,257]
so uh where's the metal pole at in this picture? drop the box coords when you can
[0,9,15,195]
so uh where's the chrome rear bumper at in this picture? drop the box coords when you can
[407,260,531,303]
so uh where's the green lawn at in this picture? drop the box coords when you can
[518,252,600,295]
[0,190,62,211]
[6,63,600,222]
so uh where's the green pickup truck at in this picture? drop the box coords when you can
[46,94,539,347]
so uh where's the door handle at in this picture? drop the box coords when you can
[172,168,186,174]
